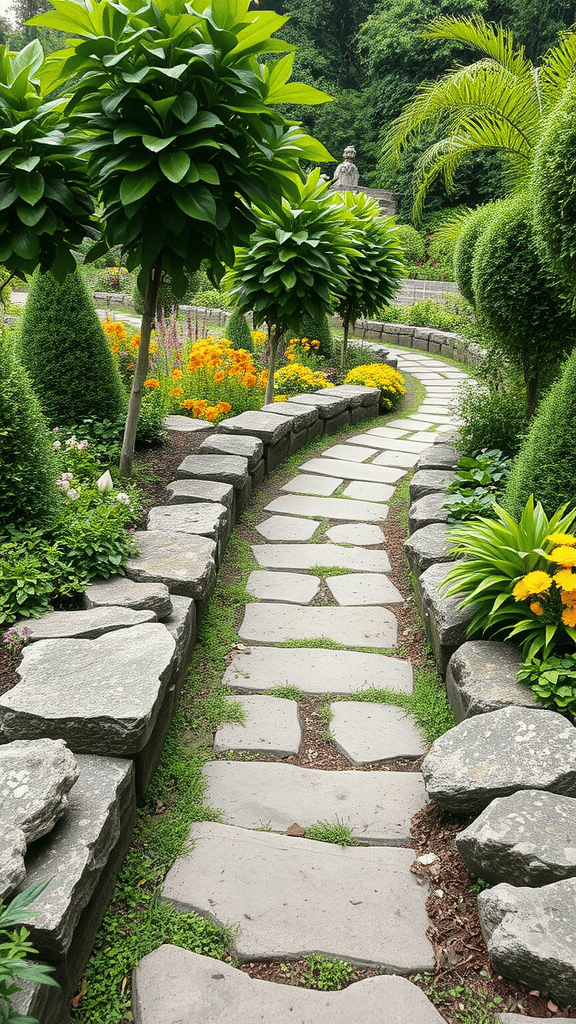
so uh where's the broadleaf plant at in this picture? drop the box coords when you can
[0,881,59,1024]
[32,0,334,474]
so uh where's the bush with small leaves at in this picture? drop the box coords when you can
[453,203,496,306]
[396,223,425,264]
[226,310,254,352]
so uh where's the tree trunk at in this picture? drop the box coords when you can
[119,262,161,477]
[340,310,350,371]
[265,323,282,405]
[524,361,539,421]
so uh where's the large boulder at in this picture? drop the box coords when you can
[422,706,576,814]
[404,524,453,578]
[408,493,449,534]
[0,824,26,901]
[83,577,172,620]
[419,562,475,677]
[445,641,539,723]
[0,738,78,842]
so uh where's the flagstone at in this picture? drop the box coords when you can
[388,419,437,431]
[365,434,430,454]
[246,570,319,604]
[204,761,426,844]
[238,603,397,648]
[330,703,425,764]
[165,478,234,510]
[370,449,420,469]
[265,494,388,522]
[298,458,402,486]
[281,474,342,496]
[410,431,445,444]
[348,426,410,440]
[223,646,413,695]
[255,515,319,542]
[162,822,434,971]
[342,481,393,503]
[324,523,385,546]
[326,573,403,606]
[252,543,390,572]
[213,696,301,756]
[322,443,379,463]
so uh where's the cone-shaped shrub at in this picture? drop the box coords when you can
[503,348,576,518]
[18,269,125,427]
[0,342,58,536]
[226,310,254,352]
[298,312,334,359]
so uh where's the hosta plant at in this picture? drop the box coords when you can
[517,653,576,717]
[442,497,576,658]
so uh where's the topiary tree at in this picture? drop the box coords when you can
[503,347,576,518]
[332,191,404,369]
[226,309,254,352]
[34,0,333,474]
[17,267,125,426]
[225,169,356,404]
[471,192,576,418]
[297,312,333,360]
[0,340,58,536]
[395,222,425,265]
[453,202,497,306]
[532,79,576,293]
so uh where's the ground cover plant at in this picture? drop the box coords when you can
[442,450,511,523]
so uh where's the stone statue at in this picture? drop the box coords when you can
[331,145,360,191]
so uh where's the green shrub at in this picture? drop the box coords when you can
[17,269,125,427]
[0,342,59,538]
[225,310,254,351]
[472,193,576,417]
[533,80,576,294]
[395,223,425,264]
[192,287,231,310]
[503,348,576,518]
[454,382,528,458]
[298,312,333,359]
[133,269,198,318]
[453,203,495,306]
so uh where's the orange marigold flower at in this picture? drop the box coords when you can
[244,374,257,387]
[193,400,207,415]
[171,368,183,380]
[217,402,232,413]
[530,602,544,616]
[111,342,119,354]
[170,388,184,397]
[214,371,226,384]
[562,589,576,607]
[204,406,219,422]
[182,400,194,410]
[562,607,576,627]
[144,378,159,388]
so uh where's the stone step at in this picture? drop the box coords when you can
[213,696,301,756]
[204,760,426,845]
[281,474,342,496]
[133,946,446,1024]
[266,494,388,522]
[256,515,319,541]
[299,457,403,487]
[326,573,404,606]
[342,481,392,503]
[246,570,319,604]
[324,523,385,546]
[83,578,172,620]
[252,544,390,573]
[330,703,425,765]
[23,606,157,643]
[364,433,430,454]
[162,822,434,971]
[322,443,379,463]
[239,603,397,648]
[361,448,420,469]
[223,646,413,696]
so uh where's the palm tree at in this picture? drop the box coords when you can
[381,15,576,219]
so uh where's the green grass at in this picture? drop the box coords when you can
[303,819,357,846]
[413,976,503,1024]
[301,954,354,991]
[265,684,305,700]
[307,564,356,578]
[337,666,455,747]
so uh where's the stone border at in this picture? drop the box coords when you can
[5,385,382,1024]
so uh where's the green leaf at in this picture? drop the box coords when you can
[13,155,40,173]
[119,170,160,206]
[102,88,131,114]
[12,227,39,260]
[142,135,177,153]
[15,171,44,206]
[173,187,217,223]
[172,91,198,124]
[196,162,219,184]
[159,150,190,183]
[153,64,188,80]
[17,201,46,227]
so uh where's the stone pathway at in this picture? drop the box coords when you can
[135,350,469,1022]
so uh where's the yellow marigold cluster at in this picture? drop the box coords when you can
[550,546,576,568]
[181,399,232,422]
[186,336,261,389]
[285,337,320,363]
[252,330,267,348]
[273,362,332,395]
[512,571,553,602]
[101,316,143,358]
[344,364,406,411]
[547,532,576,547]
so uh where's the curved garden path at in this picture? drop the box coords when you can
[132,348,470,1022]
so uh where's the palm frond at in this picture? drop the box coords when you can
[421,16,530,77]
[537,30,576,115]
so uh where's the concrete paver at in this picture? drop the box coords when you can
[326,572,404,606]
[251,543,391,572]
[322,443,379,463]
[299,457,403,486]
[281,474,342,496]
[342,481,393,503]
[324,523,385,546]
[255,515,319,541]
[265,494,388,522]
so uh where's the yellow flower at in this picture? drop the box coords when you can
[555,569,576,591]
[170,388,184,397]
[217,402,232,413]
[547,532,576,547]
[144,378,159,389]
[530,602,544,615]
[214,371,225,384]
[274,395,288,402]
[550,546,576,567]
[562,607,576,627]
[204,406,219,422]
[171,368,183,380]
[562,589,576,607]
[182,399,194,410]
[512,571,553,601]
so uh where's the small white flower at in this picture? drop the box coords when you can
[53,440,61,451]
[97,470,113,494]
[65,435,77,447]
[61,473,74,482]
[57,479,70,491]
[115,492,130,505]
[52,427,59,434]
[77,440,90,450]
[67,488,80,500]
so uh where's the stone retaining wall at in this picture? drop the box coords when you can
[4,385,381,1024]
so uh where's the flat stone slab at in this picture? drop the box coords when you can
[281,474,341,496]
[260,401,317,429]
[175,454,248,488]
[83,577,172,620]
[15,754,133,958]
[252,544,391,572]
[409,492,449,533]
[217,410,291,444]
[162,821,434,970]
[370,449,420,469]
[416,444,459,471]
[213,695,301,756]
[326,573,404,606]
[0,738,78,842]
[331,703,425,764]
[299,457,402,488]
[125,531,216,599]
[409,431,443,444]
[0,824,26,902]
[133,946,445,1024]
[288,392,350,417]
[246,570,319,604]
[342,481,393,503]
[256,515,319,541]
[446,641,539,724]
[365,433,429,454]
[204,760,426,845]
[163,595,196,679]
[165,478,234,510]
[420,561,475,677]
[224,647,413,695]
[422,706,576,814]
[478,877,576,1007]
[322,443,379,463]
[199,433,263,470]
[404,524,453,577]
[497,1018,574,1024]
[409,470,455,503]
[457,789,576,888]
[164,415,212,432]
[327,384,380,405]
[147,503,227,541]
[23,605,156,642]
[388,418,436,431]
[266,494,388,522]
[347,427,409,443]
[325,523,385,546]
[239,603,397,648]
[1,623,176,756]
